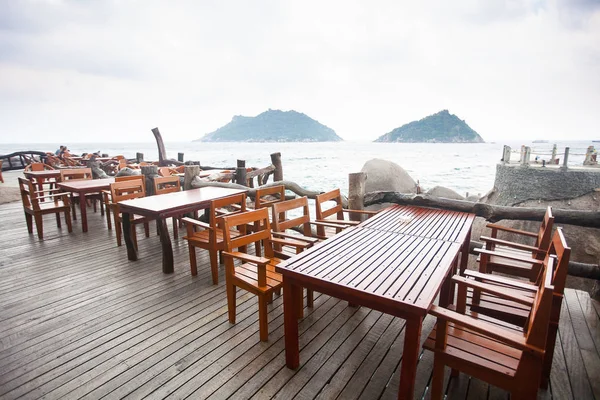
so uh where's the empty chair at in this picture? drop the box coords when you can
[220,208,311,341]
[314,188,378,239]
[153,176,182,239]
[59,168,103,219]
[182,193,247,284]
[463,228,570,388]
[478,206,554,280]
[103,175,145,230]
[424,253,555,399]
[18,177,72,239]
[109,180,153,249]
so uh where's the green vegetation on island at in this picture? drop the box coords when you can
[374,110,484,143]
[196,109,343,142]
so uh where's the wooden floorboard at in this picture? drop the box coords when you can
[0,199,598,399]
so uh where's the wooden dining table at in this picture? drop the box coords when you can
[57,177,115,232]
[117,187,247,274]
[276,205,475,400]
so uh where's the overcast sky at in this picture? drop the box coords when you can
[1,0,599,143]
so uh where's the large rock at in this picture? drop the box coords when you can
[361,159,417,194]
[426,186,465,200]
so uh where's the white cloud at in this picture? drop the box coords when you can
[0,0,598,143]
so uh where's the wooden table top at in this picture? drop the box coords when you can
[276,205,474,317]
[118,187,247,218]
[57,177,115,192]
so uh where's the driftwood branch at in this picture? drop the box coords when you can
[364,192,600,228]
[191,179,323,199]
[469,240,600,280]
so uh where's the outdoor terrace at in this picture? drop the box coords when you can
[0,198,599,399]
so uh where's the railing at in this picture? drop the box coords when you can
[0,151,48,171]
[502,144,597,167]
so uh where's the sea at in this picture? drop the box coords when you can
[0,140,595,198]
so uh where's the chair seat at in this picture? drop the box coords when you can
[476,253,536,278]
[467,288,531,326]
[32,200,70,212]
[424,322,521,380]
[232,262,283,295]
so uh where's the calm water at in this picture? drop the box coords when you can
[1,141,594,197]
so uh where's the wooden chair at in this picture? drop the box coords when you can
[109,180,152,249]
[103,175,145,230]
[153,176,182,239]
[220,208,312,341]
[424,254,555,399]
[182,193,247,283]
[59,168,103,219]
[477,206,554,280]
[314,188,378,239]
[464,228,570,388]
[18,177,72,239]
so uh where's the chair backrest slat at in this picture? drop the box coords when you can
[154,176,181,195]
[60,168,93,182]
[272,196,312,237]
[535,206,554,255]
[315,189,344,220]
[221,208,273,258]
[254,185,286,209]
[110,180,146,203]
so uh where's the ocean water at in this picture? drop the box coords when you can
[1,140,594,197]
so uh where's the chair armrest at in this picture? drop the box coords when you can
[486,223,538,238]
[272,231,319,245]
[309,221,349,229]
[182,217,212,230]
[475,248,543,265]
[342,209,380,216]
[463,270,538,292]
[480,236,546,254]
[452,275,534,306]
[271,237,311,250]
[316,219,360,226]
[222,251,269,266]
[429,305,543,356]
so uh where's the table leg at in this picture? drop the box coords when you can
[398,316,423,400]
[156,218,174,274]
[79,193,88,232]
[122,212,138,261]
[283,276,301,369]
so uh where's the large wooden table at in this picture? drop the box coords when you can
[276,205,475,400]
[57,177,114,232]
[118,187,247,274]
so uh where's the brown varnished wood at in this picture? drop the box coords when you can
[57,177,114,232]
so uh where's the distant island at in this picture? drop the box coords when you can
[374,110,484,143]
[195,109,343,142]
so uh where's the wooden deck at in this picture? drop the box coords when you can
[1,200,599,399]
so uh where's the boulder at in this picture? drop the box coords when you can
[426,186,465,200]
[361,159,417,194]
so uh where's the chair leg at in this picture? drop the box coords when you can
[307,289,314,308]
[540,323,559,388]
[189,245,198,276]
[106,205,112,230]
[144,222,150,238]
[226,279,236,324]
[114,214,122,246]
[430,356,445,400]
[65,210,72,233]
[71,195,77,220]
[55,212,62,228]
[34,214,44,240]
[258,294,269,342]
[25,213,33,234]
[210,250,219,284]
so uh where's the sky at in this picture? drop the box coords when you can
[0,0,599,143]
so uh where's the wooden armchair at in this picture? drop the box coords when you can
[220,208,312,341]
[103,175,145,230]
[182,193,247,283]
[18,177,72,239]
[424,254,555,399]
[59,168,103,219]
[478,206,554,280]
[109,180,152,249]
[314,188,378,239]
[154,176,182,239]
[464,228,570,388]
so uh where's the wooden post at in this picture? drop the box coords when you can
[562,147,570,169]
[521,146,531,166]
[519,145,526,163]
[151,127,168,165]
[184,165,200,190]
[136,152,144,163]
[140,165,159,196]
[178,152,184,162]
[551,144,557,164]
[348,172,367,222]
[235,160,247,187]
[271,152,283,181]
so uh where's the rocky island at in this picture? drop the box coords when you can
[375,110,484,143]
[196,109,343,142]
